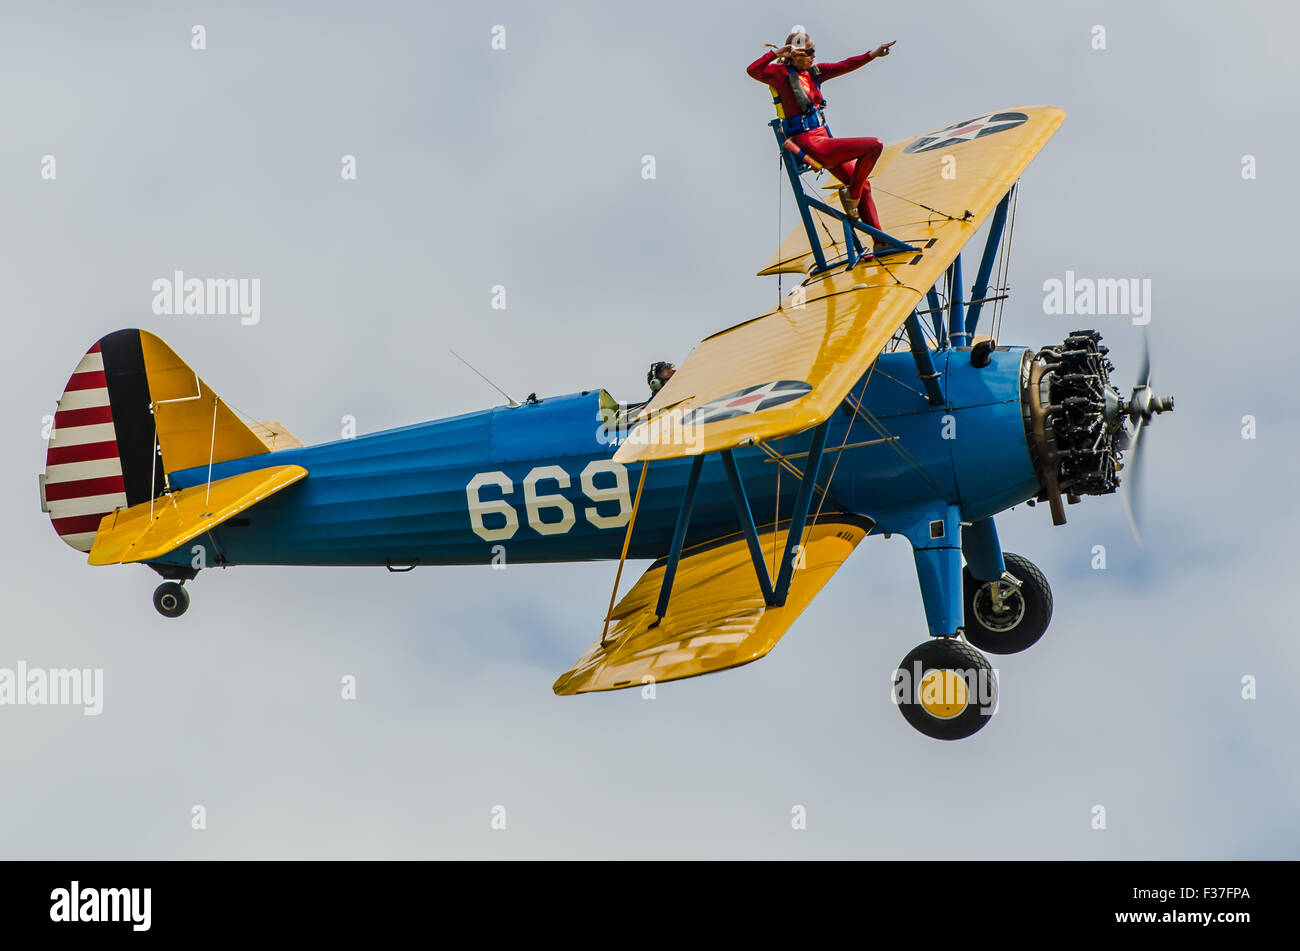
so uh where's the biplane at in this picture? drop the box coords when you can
[39,104,1173,739]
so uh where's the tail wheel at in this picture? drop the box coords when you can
[153,582,190,619]
[893,638,997,740]
[963,552,1052,655]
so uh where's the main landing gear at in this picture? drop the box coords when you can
[893,551,1053,740]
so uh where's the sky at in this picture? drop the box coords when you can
[2,0,1298,858]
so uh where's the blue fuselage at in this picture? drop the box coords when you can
[158,348,1040,569]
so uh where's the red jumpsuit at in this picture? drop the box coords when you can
[746,48,884,237]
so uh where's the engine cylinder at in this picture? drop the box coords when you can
[1022,330,1127,524]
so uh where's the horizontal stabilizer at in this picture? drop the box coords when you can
[87,464,307,566]
[554,516,870,694]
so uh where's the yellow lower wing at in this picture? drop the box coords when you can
[88,465,307,566]
[553,516,871,694]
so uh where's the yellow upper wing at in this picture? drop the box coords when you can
[553,516,871,694]
[613,106,1065,464]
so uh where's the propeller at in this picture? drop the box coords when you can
[1115,337,1174,545]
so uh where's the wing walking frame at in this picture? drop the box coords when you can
[768,117,919,273]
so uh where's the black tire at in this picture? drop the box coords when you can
[153,582,189,618]
[963,552,1052,655]
[893,638,997,740]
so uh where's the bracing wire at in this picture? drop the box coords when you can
[871,185,972,223]
[841,388,948,498]
[994,185,1020,342]
[808,366,877,531]
[777,152,783,310]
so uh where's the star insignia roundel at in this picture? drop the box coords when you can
[902,111,1028,154]
[682,380,813,426]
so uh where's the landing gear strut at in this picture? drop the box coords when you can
[153,582,190,618]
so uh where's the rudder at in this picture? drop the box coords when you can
[40,329,274,553]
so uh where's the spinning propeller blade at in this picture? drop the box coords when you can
[1120,416,1145,546]
[1119,335,1172,546]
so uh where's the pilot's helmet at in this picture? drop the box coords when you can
[647,362,676,393]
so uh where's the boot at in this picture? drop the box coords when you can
[837,186,861,220]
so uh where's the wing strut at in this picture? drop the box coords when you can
[926,287,945,344]
[903,313,945,405]
[652,419,834,624]
[947,255,966,346]
[601,460,649,645]
[720,450,775,604]
[652,454,704,623]
[770,419,830,602]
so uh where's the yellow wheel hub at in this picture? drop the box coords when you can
[918,669,969,719]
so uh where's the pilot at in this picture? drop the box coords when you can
[647,361,675,395]
[747,31,896,254]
